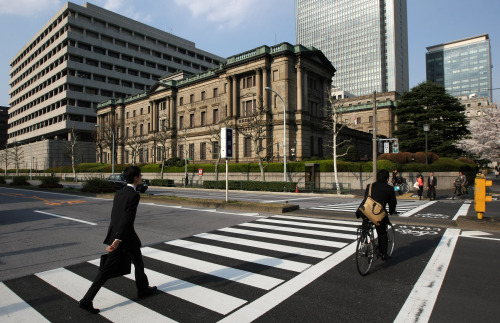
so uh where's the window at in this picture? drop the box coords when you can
[310,136,314,156]
[356,117,361,124]
[190,94,194,103]
[160,119,166,130]
[244,137,252,157]
[318,138,323,157]
[139,124,143,136]
[369,116,373,124]
[179,144,184,159]
[180,97,183,105]
[179,116,184,129]
[133,110,136,117]
[126,112,129,119]
[201,91,205,100]
[273,70,279,81]
[213,109,219,124]
[245,101,253,116]
[140,108,143,115]
[190,114,194,127]
[201,111,206,126]
[212,142,219,159]
[200,142,206,160]
[189,143,194,160]
[213,88,218,97]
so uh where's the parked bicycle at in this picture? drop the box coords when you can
[388,180,409,194]
[356,217,395,276]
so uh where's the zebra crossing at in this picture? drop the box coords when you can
[311,200,432,215]
[0,215,360,322]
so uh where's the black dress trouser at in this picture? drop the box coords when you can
[376,216,390,256]
[83,246,149,301]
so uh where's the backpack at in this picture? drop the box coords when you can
[357,183,387,226]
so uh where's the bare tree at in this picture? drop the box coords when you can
[9,141,24,175]
[239,95,273,181]
[152,114,174,180]
[66,126,79,181]
[100,117,121,165]
[125,117,148,166]
[92,129,105,163]
[1,144,8,176]
[206,116,230,181]
[324,87,352,194]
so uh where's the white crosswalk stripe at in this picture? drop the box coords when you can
[311,200,428,214]
[1,215,359,322]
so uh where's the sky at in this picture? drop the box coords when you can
[0,0,499,107]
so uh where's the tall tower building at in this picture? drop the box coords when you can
[426,34,492,102]
[7,2,223,166]
[295,0,409,97]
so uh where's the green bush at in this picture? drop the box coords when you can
[38,176,64,189]
[203,180,297,192]
[10,176,30,186]
[150,179,175,186]
[81,177,115,193]
[0,176,6,184]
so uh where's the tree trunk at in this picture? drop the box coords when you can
[161,157,165,180]
[333,122,340,195]
[258,156,266,181]
[215,156,221,181]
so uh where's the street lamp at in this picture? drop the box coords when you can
[423,123,430,165]
[265,87,287,182]
[95,124,115,174]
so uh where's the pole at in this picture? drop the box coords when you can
[111,130,115,175]
[225,159,229,202]
[425,132,428,165]
[29,144,32,180]
[372,91,377,182]
[265,87,286,182]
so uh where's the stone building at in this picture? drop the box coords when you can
[97,43,372,164]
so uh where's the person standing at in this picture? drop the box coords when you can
[427,171,438,200]
[417,175,424,200]
[79,166,157,314]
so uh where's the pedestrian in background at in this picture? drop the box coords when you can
[417,175,424,200]
[427,171,437,200]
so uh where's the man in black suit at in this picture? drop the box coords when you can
[427,171,438,200]
[79,166,156,314]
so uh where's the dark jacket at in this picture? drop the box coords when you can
[428,176,437,187]
[104,186,141,249]
[364,182,397,215]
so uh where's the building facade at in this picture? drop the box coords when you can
[97,43,373,165]
[295,0,409,97]
[426,34,493,102]
[6,2,223,166]
[0,106,7,149]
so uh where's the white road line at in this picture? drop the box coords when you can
[399,201,438,217]
[262,197,323,203]
[36,268,174,322]
[272,215,360,226]
[0,186,110,201]
[218,227,348,248]
[141,247,283,290]
[460,235,500,241]
[239,223,357,240]
[0,282,50,322]
[453,202,472,220]
[394,228,460,323]
[34,210,98,226]
[257,218,358,232]
[218,240,357,323]
[166,239,311,272]
[146,203,264,217]
[195,233,332,259]
[87,259,246,315]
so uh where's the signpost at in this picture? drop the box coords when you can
[221,128,233,202]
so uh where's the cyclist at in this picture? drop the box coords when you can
[361,169,397,260]
[452,171,468,199]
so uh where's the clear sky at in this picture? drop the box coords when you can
[0,0,498,107]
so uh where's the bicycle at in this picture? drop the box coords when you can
[356,217,395,276]
[389,181,409,194]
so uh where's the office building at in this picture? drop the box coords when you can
[426,34,493,102]
[6,2,223,167]
[295,0,409,97]
[0,106,8,149]
[97,43,372,164]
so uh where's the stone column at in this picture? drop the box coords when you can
[262,68,269,109]
[117,105,125,164]
[296,64,303,112]
[149,100,155,133]
[256,68,262,104]
[226,77,233,117]
[303,69,309,112]
[232,76,238,117]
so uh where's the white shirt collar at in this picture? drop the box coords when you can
[127,183,136,189]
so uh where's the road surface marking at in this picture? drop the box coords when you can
[218,240,357,322]
[195,232,332,259]
[141,247,283,290]
[36,268,174,322]
[145,203,264,217]
[218,227,348,248]
[34,210,98,226]
[272,215,359,226]
[87,258,246,315]
[262,197,323,203]
[399,201,437,217]
[0,282,50,322]
[453,202,471,220]
[394,228,460,323]
[461,231,500,241]
[166,239,311,272]
[256,218,358,232]
[239,223,357,240]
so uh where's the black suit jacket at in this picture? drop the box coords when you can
[104,186,141,249]
[364,182,397,215]
[427,176,437,187]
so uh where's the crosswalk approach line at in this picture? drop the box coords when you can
[218,227,348,248]
[87,258,246,315]
[0,282,50,322]
[239,223,357,240]
[271,215,360,226]
[256,218,358,232]
[141,247,284,290]
[36,268,175,322]
[194,232,332,259]
[165,239,312,272]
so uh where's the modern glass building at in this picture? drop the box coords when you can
[295,0,409,97]
[426,34,492,102]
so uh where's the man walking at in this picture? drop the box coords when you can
[427,171,438,200]
[452,171,468,200]
[79,166,157,314]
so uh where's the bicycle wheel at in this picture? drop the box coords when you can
[356,231,374,276]
[386,223,396,257]
[401,183,409,194]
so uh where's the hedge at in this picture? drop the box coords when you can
[0,176,5,184]
[10,176,30,186]
[39,176,64,189]
[81,177,115,193]
[203,180,297,192]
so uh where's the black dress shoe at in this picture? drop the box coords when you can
[79,299,100,314]
[138,286,157,298]
[381,254,391,261]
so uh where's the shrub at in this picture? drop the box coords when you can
[39,176,63,189]
[81,177,115,193]
[10,176,30,186]
[203,180,297,192]
[458,157,475,164]
[150,179,175,186]
[0,176,6,184]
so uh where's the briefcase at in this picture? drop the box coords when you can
[100,250,132,278]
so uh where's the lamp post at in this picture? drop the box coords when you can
[265,87,286,182]
[95,124,115,174]
[423,123,430,165]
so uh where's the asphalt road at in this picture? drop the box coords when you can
[1,186,499,322]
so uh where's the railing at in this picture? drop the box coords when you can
[303,182,351,194]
